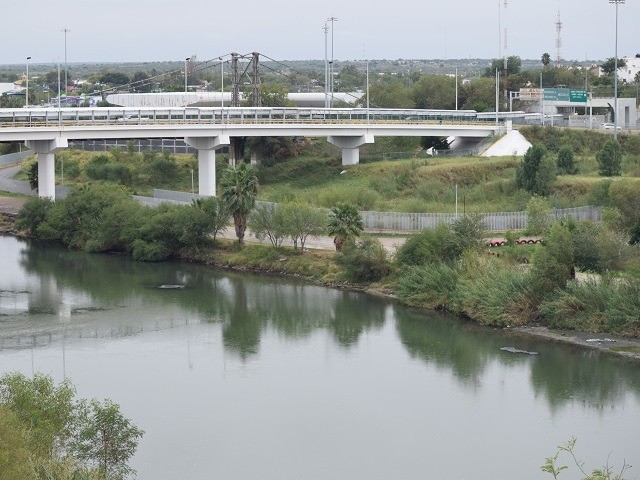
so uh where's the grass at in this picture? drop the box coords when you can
[609,346,640,354]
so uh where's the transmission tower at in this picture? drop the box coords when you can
[555,5,563,67]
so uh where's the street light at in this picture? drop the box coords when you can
[220,57,224,108]
[327,16,338,107]
[609,0,625,140]
[185,57,191,94]
[62,28,70,96]
[25,57,31,108]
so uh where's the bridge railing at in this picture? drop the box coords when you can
[0,107,506,129]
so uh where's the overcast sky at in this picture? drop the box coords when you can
[3,0,638,65]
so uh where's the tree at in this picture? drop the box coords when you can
[516,144,557,196]
[483,56,522,77]
[192,196,230,245]
[248,203,289,249]
[27,161,38,189]
[525,196,553,236]
[556,146,577,174]
[363,81,413,109]
[335,236,391,283]
[596,139,622,177]
[283,203,328,251]
[601,57,627,75]
[327,203,364,251]
[541,53,551,67]
[412,74,456,110]
[74,399,144,480]
[220,162,259,245]
[531,222,575,291]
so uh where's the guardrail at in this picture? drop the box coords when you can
[0,107,503,129]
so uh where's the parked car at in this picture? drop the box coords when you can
[599,122,621,130]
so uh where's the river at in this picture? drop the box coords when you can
[0,234,638,480]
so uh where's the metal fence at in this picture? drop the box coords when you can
[153,189,601,232]
[360,205,601,231]
[0,181,602,233]
[0,178,70,199]
[0,150,33,167]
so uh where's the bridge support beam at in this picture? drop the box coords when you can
[327,134,374,166]
[184,136,230,196]
[24,138,68,200]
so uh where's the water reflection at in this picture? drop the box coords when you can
[2,234,640,412]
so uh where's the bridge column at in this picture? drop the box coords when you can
[24,138,68,200]
[184,136,230,196]
[327,134,374,166]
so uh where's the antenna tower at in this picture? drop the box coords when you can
[503,0,509,110]
[555,5,563,67]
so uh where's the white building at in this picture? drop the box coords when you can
[619,55,640,83]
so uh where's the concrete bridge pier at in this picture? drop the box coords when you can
[24,138,68,200]
[327,134,375,166]
[184,136,230,196]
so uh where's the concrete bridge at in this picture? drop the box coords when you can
[0,107,503,200]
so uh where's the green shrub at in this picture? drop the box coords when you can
[516,143,557,196]
[395,224,461,266]
[336,236,391,283]
[150,155,178,183]
[530,222,575,292]
[85,155,132,184]
[396,263,459,309]
[451,213,486,252]
[456,262,536,327]
[248,203,289,249]
[623,135,640,155]
[608,179,640,231]
[596,139,622,177]
[540,278,640,336]
[556,146,578,174]
[16,197,53,234]
[525,196,553,235]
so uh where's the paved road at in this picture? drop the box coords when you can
[0,164,20,179]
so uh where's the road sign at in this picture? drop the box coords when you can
[543,88,587,103]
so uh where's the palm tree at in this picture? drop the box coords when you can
[327,204,364,251]
[220,163,258,245]
[541,53,551,68]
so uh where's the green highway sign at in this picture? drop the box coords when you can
[543,88,588,103]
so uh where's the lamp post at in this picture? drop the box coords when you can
[62,28,70,96]
[220,57,224,108]
[323,22,329,108]
[185,57,190,94]
[610,0,624,140]
[25,57,31,107]
[327,16,338,107]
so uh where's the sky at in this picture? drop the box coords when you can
[2,0,638,65]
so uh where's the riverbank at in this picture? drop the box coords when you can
[2,199,639,362]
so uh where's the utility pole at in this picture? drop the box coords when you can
[62,28,70,97]
[327,16,338,107]
[252,52,261,107]
[610,0,625,139]
[323,22,329,108]
[184,57,190,93]
[220,57,224,108]
[26,57,31,108]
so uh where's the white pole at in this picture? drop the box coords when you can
[191,169,194,194]
[540,72,544,125]
[366,58,370,124]
[455,184,459,217]
[185,57,189,94]
[613,1,620,138]
[455,66,458,111]
[62,28,69,98]
[26,57,31,107]
[324,23,329,108]
[220,58,224,108]
[57,58,61,125]
[495,68,499,126]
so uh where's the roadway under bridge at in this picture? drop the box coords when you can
[0,107,508,200]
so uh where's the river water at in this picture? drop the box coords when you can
[0,234,639,480]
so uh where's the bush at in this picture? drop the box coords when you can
[85,155,132,184]
[16,197,53,233]
[451,213,486,252]
[336,236,392,283]
[596,139,622,177]
[608,179,640,231]
[516,143,557,195]
[525,196,553,235]
[456,262,537,327]
[556,146,578,174]
[282,203,327,251]
[150,154,178,183]
[395,223,461,266]
[623,135,640,155]
[530,222,575,292]
[396,263,459,309]
[540,278,640,336]
[248,203,289,249]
